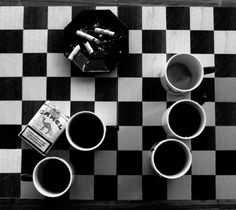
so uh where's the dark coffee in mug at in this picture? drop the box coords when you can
[167,63,193,90]
[154,141,187,176]
[68,112,104,149]
[38,159,71,193]
[169,102,201,137]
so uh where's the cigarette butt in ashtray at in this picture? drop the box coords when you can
[83,42,94,55]
[94,27,115,37]
[76,30,100,44]
[68,44,81,60]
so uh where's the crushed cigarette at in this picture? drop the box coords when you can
[76,30,100,44]
[94,27,115,37]
[68,44,81,60]
[83,42,94,55]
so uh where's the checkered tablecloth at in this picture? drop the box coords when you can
[0,6,236,200]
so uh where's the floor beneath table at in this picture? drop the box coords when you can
[2,199,236,209]
[0,0,236,7]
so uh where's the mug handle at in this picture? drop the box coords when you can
[204,66,215,75]
[21,174,33,182]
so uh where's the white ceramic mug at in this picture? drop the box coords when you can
[161,53,214,95]
[150,139,192,179]
[33,157,74,198]
[162,99,206,140]
[66,111,106,151]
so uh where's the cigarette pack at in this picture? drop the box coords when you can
[18,101,69,156]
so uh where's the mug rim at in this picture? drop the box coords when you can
[164,53,204,93]
[166,99,206,140]
[32,157,74,198]
[66,111,106,151]
[151,139,192,179]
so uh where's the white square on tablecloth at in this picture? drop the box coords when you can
[71,77,95,101]
[23,30,47,53]
[0,149,22,173]
[190,7,214,30]
[0,101,22,124]
[142,53,166,78]
[118,78,142,101]
[142,7,166,30]
[0,7,23,29]
[95,102,117,126]
[166,30,190,53]
[48,6,72,29]
[0,54,22,77]
[118,126,142,150]
[47,53,71,77]
[22,77,46,100]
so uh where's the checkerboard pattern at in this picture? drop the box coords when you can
[1,5,236,200]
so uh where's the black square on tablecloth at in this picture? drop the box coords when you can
[192,175,216,200]
[22,101,44,125]
[72,6,95,19]
[52,131,70,150]
[23,53,46,76]
[118,102,142,126]
[70,101,95,116]
[98,126,118,150]
[0,78,22,100]
[216,102,236,126]
[191,78,215,102]
[118,7,142,29]
[0,30,22,53]
[95,78,118,101]
[142,126,167,150]
[48,30,66,53]
[24,7,48,29]
[0,174,20,197]
[69,150,94,175]
[21,149,44,174]
[117,151,142,175]
[143,78,166,101]
[191,31,214,54]
[167,7,190,30]
[117,54,142,77]
[215,54,236,77]
[166,53,176,61]
[166,101,175,108]
[142,175,167,200]
[0,125,21,149]
[216,151,236,175]
[47,77,70,100]
[214,8,236,30]
[191,127,216,150]
[94,175,117,200]
[142,30,166,53]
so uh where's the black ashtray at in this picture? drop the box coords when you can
[64,10,128,73]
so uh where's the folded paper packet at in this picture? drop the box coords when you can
[18,101,69,156]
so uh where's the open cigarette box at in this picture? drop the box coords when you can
[64,10,128,73]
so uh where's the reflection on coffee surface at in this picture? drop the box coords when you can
[167,63,193,90]
[69,113,104,148]
[154,141,186,176]
[169,103,201,137]
[39,159,70,193]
